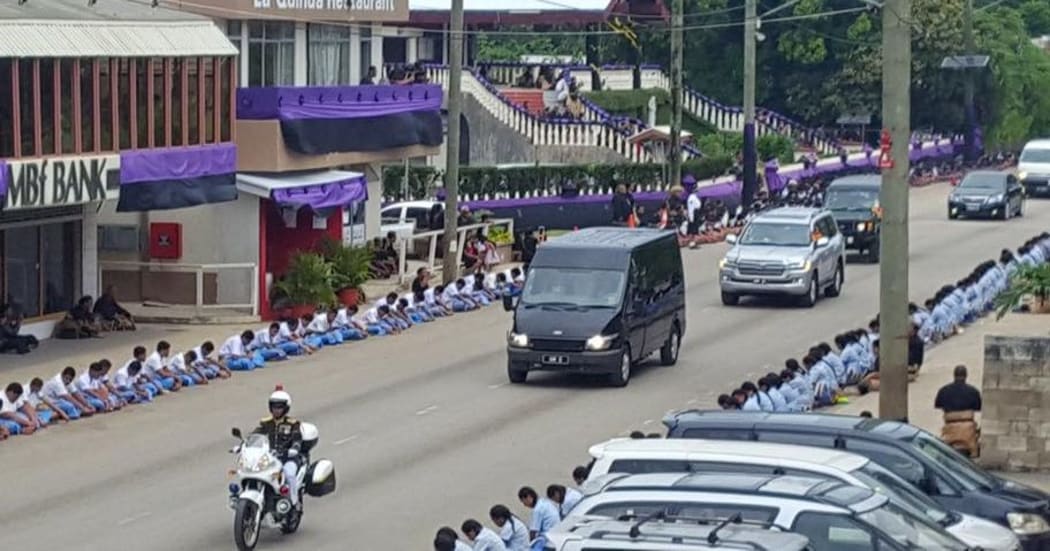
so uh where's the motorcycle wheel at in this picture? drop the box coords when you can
[234,499,261,551]
[280,501,302,535]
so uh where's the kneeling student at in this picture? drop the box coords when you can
[220,330,265,371]
[249,323,291,362]
[41,367,92,419]
[112,360,156,402]
[193,341,231,379]
[26,378,72,423]
[1,382,40,435]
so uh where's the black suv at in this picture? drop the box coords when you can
[663,410,1050,550]
[824,175,882,263]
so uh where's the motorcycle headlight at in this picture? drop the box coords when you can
[1007,512,1050,535]
[239,454,273,473]
[585,334,617,351]
[508,332,529,348]
[786,260,811,271]
[1018,171,1028,181]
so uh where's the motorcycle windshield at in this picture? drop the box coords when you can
[244,434,270,449]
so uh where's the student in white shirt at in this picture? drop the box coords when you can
[75,362,122,412]
[443,279,477,312]
[1,382,38,435]
[461,519,507,551]
[422,286,453,317]
[169,350,206,386]
[144,341,182,392]
[249,323,291,361]
[305,310,344,346]
[275,319,315,355]
[95,359,129,409]
[193,340,232,379]
[112,360,156,403]
[489,505,530,551]
[26,377,71,424]
[331,306,368,340]
[41,367,92,418]
[364,305,399,335]
[464,274,494,305]
[400,295,432,323]
[220,330,263,371]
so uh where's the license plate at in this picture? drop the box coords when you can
[846,236,854,245]
[966,204,979,211]
[542,355,568,365]
[753,279,764,284]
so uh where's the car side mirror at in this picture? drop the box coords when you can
[502,294,516,312]
[231,427,242,439]
[815,236,830,248]
[725,234,737,245]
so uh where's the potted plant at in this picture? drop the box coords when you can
[272,252,336,319]
[996,263,1050,319]
[321,238,373,307]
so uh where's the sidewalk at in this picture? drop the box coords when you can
[828,312,1050,491]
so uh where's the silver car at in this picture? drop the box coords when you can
[719,207,846,307]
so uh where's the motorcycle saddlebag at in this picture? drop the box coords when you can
[305,459,336,497]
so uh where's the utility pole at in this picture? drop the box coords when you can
[441,0,464,285]
[878,0,912,422]
[741,0,758,206]
[668,0,684,189]
[962,0,977,161]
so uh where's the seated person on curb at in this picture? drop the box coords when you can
[250,323,292,361]
[95,360,128,410]
[169,350,206,386]
[26,378,72,424]
[93,285,136,331]
[129,346,168,394]
[193,341,231,379]
[332,306,368,341]
[1,382,39,435]
[759,375,789,412]
[423,286,454,317]
[465,274,496,305]
[220,330,265,371]
[399,296,431,324]
[55,295,103,339]
[296,313,328,350]
[74,362,120,413]
[41,367,92,418]
[145,342,182,392]
[443,279,478,312]
[376,293,413,328]
[365,305,401,335]
[1,305,37,354]
[112,360,156,403]
[802,353,838,408]
[277,319,318,355]
[306,310,344,346]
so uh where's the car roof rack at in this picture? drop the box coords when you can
[597,510,784,550]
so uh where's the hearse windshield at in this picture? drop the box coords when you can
[520,267,626,309]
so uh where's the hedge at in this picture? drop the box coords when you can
[382,155,735,201]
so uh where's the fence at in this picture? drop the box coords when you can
[99,261,259,317]
[396,218,515,285]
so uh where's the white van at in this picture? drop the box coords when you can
[582,438,1020,551]
[1018,139,1050,196]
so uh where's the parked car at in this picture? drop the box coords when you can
[824,175,882,263]
[544,515,813,551]
[1018,139,1050,197]
[568,472,969,550]
[504,228,685,387]
[719,207,846,307]
[662,410,1050,550]
[582,437,1020,550]
[948,171,1025,220]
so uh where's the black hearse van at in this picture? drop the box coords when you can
[824,175,883,263]
[503,228,686,387]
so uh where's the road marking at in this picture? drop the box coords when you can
[686,398,699,405]
[415,405,439,416]
[488,383,507,390]
[334,434,359,446]
[642,419,654,425]
[117,512,152,526]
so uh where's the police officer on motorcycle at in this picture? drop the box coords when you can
[253,387,303,509]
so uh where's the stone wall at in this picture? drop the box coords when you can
[979,335,1050,472]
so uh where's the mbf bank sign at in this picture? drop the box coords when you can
[252,0,400,10]
[4,154,120,210]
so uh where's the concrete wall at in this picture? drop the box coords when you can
[979,335,1050,472]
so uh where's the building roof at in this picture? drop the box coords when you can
[410,0,611,10]
[0,0,236,58]
[408,0,667,26]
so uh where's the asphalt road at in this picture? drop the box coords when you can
[2,183,1046,550]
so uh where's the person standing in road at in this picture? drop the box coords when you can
[546,484,582,518]
[462,519,507,551]
[611,184,634,226]
[489,505,530,551]
[518,486,559,543]
[936,365,982,457]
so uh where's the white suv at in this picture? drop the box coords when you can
[544,516,811,551]
[581,438,1019,551]
[719,207,846,307]
[568,472,969,551]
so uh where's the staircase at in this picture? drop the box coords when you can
[500,88,546,117]
[426,65,701,164]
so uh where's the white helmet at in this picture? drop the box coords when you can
[269,385,291,412]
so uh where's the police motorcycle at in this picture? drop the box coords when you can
[227,388,336,551]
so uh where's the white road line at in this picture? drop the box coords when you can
[642,419,654,425]
[334,434,360,446]
[488,383,508,390]
[415,405,439,416]
[686,398,699,405]
[117,512,152,526]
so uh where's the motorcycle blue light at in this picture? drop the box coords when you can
[229,483,240,495]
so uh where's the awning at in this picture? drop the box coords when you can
[0,20,237,58]
[237,171,368,210]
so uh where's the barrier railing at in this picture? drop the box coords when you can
[396,218,515,285]
[98,261,259,317]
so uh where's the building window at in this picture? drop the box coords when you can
[0,220,79,318]
[227,20,242,81]
[0,59,14,157]
[248,22,295,87]
[307,24,351,85]
[360,27,373,84]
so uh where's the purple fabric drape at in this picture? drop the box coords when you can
[121,143,237,185]
[238,85,442,121]
[764,160,784,194]
[271,175,368,210]
[0,160,8,199]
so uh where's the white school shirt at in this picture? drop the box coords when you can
[442,285,461,301]
[220,335,247,358]
[74,372,101,392]
[169,354,191,373]
[113,365,142,388]
[23,384,42,408]
[144,351,168,377]
[464,274,477,288]
[375,296,390,309]
[251,329,275,349]
[365,307,380,324]
[0,393,25,414]
[306,314,329,333]
[423,288,439,306]
[484,273,499,291]
[277,322,297,342]
[333,308,353,328]
[41,374,72,400]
